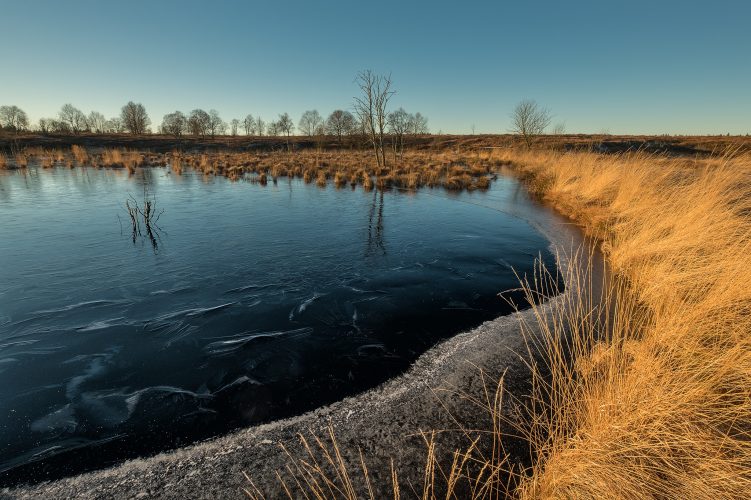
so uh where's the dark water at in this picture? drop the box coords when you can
[0,166,555,486]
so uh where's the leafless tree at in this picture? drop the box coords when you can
[354,70,394,169]
[38,118,51,134]
[408,112,429,134]
[298,110,323,137]
[387,107,410,160]
[120,101,151,135]
[87,111,107,133]
[0,105,29,133]
[255,116,265,136]
[511,99,551,148]
[243,114,254,135]
[230,118,240,136]
[161,111,187,137]
[552,122,566,135]
[208,109,225,137]
[59,104,87,134]
[276,112,294,150]
[48,119,70,133]
[188,109,210,137]
[326,110,356,144]
[267,120,279,136]
[105,117,125,133]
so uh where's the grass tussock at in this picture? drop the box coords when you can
[71,145,88,164]
[0,152,6,169]
[502,148,751,498]
[15,153,28,168]
[114,149,499,191]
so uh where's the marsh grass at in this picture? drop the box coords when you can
[71,144,89,165]
[502,148,751,499]
[0,152,7,169]
[15,152,28,168]
[134,149,500,191]
[243,147,751,499]
[102,148,124,167]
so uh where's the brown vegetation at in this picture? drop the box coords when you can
[502,148,751,498]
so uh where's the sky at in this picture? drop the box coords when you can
[1,0,749,135]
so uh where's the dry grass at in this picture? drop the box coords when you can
[502,148,751,498]
[0,152,6,169]
[242,147,751,499]
[101,148,124,167]
[124,149,500,191]
[71,144,88,164]
[15,152,28,168]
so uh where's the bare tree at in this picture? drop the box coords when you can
[511,100,551,148]
[105,117,125,133]
[354,70,394,169]
[50,119,71,133]
[326,110,356,144]
[208,109,225,137]
[0,105,29,133]
[408,112,429,134]
[267,120,279,136]
[255,116,265,136]
[243,114,255,135]
[230,118,240,136]
[188,109,210,137]
[38,118,51,134]
[298,110,323,137]
[552,122,566,135]
[120,101,151,135]
[87,111,107,133]
[276,112,294,150]
[387,107,410,160]
[59,104,87,134]
[161,111,187,137]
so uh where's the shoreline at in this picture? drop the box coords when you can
[2,179,601,499]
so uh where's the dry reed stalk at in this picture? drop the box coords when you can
[71,145,88,164]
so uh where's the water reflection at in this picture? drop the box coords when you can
[366,189,386,256]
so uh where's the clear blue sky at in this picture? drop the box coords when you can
[2,0,749,134]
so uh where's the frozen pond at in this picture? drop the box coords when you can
[0,166,556,484]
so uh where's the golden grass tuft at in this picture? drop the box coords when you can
[15,153,28,168]
[502,148,751,499]
[0,152,7,169]
[101,148,124,167]
[122,151,143,174]
[71,145,88,164]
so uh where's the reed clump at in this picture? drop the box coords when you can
[122,151,143,174]
[500,148,751,499]
[101,148,124,167]
[136,149,501,192]
[71,145,88,164]
[15,152,28,168]
[170,152,183,175]
[0,152,7,169]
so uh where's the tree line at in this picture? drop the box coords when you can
[0,94,428,144]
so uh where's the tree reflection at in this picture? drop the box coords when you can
[366,188,386,256]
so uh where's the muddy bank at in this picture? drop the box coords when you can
[2,191,602,500]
